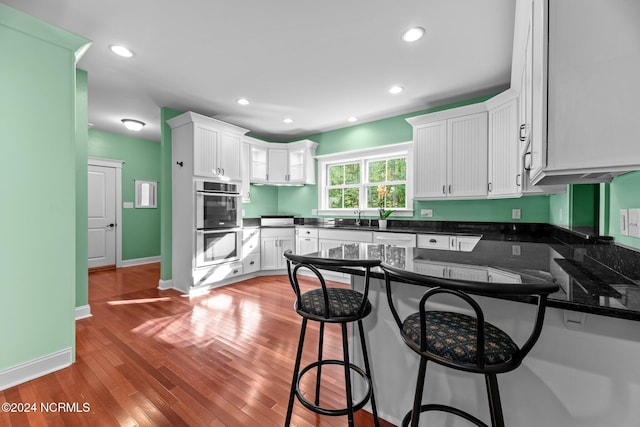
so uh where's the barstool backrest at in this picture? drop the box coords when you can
[381,262,559,372]
[284,250,380,321]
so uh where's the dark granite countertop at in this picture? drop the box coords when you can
[302,234,640,321]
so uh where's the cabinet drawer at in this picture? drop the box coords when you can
[261,227,295,238]
[243,228,261,255]
[296,227,319,238]
[417,234,451,250]
[318,229,373,243]
[373,232,416,247]
[243,253,260,275]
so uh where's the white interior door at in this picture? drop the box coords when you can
[88,165,116,268]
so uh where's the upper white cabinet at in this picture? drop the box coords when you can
[168,112,249,181]
[516,0,640,185]
[486,96,522,198]
[408,104,488,200]
[248,139,318,185]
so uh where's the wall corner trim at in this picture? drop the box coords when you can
[0,348,72,391]
[158,279,173,290]
[75,305,92,320]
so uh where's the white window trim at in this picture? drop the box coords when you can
[316,142,413,217]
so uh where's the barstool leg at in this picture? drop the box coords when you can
[341,322,355,427]
[485,373,505,427]
[285,318,308,427]
[314,321,325,405]
[408,357,428,427]
[357,320,380,427]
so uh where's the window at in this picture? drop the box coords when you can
[135,180,157,208]
[317,142,413,216]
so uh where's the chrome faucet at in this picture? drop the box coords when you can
[355,209,362,226]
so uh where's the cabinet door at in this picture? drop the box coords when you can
[268,149,288,183]
[488,99,521,198]
[241,142,251,202]
[193,125,219,177]
[296,237,318,255]
[288,149,305,183]
[447,112,488,198]
[529,0,548,180]
[218,132,242,181]
[250,145,268,183]
[446,264,488,282]
[414,120,448,198]
[278,238,296,269]
[260,238,280,270]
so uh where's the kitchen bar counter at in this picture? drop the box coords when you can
[303,236,640,321]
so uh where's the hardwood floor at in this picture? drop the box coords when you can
[0,264,395,426]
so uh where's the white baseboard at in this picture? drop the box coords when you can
[0,348,72,391]
[158,279,173,290]
[121,256,161,268]
[75,305,92,320]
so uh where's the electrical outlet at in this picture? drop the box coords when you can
[512,209,521,220]
[512,245,521,256]
[629,209,640,238]
[123,202,133,209]
[620,209,629,236]
[311,209,318,215]
[421,209,433,218]
[242,209,246,217]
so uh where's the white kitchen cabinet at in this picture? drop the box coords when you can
[248,139,318,185]
[412,260,488,282]
[408,104,488,200]
[260,228,295,270]
[267,148,289,183]
[242,228,261,275]
[249,143,269,183]
[416,234,451,251]
[296,227,319,255]
[523,0,640,185]
[168,112,248,181]
[487,97,522,198]
[241,142,251,202]
[450,235,482,252]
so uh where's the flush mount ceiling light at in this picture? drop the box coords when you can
[109,44,134,58]
[402,26,425,42]
[283,118,294,124]
[389,85,404,94]
[236,98,250,105]
[121,119,145,131]
[347,116,358,123]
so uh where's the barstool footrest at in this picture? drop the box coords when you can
[295,359,373,416]
[401,404,489,427]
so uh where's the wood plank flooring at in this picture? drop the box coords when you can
[0,264,395,426]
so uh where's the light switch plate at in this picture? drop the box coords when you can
[620,209,629,236]
[311,209,318,215]
[123,202,134,209]
[512,245,521,256]
[421,209,433,217]
[628,209,640,238]
[512,209,521,220]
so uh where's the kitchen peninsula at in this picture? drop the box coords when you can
[296,223,640,426]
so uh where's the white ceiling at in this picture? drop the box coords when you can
[4,0,515,142]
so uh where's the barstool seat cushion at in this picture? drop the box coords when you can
[402,311,519,365]
[299,288,369,318]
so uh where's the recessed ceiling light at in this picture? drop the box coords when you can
[402,27,425,42]
[109,44,134,58]
[121,119,145,131]
[389,85,404,94]
[236,98,250,105]
[347,117,358,123]
[283,118,293,124]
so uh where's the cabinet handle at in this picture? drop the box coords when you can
[304,238,311,241]
[442,185,446,194]
[429,238,437,243]
[305,231,310,234]
[520,123,527,142]
[442,268,446,277]
[516,173,521,187]
[488,182,492,192]
[448,185,452,194]
[221,168,225,176]
[233,269,238,274]
[249,261,255,265]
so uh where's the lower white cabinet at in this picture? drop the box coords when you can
[417,234,451,250]
[296,227,319,255]
[261,228,295,270]
[373,232,417,247]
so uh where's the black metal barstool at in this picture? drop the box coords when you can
[283,249,381,427]
[381,262,559,427]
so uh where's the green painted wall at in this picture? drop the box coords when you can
[0,4,90,371]
[244,185,280,217]
[549,191,570,226]
[160,107,182,281]
[76,69,89,309]
[270,95,551,223]
[88,129,161,260]
[607,171,640,249]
